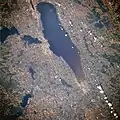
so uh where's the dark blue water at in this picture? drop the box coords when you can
[20,94,32,108]
[21,35,42,45]
[37,2,85,80]
[28,66,36,80]
[0,27,19,43]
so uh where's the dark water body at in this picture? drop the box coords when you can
[88,8,112,29]
[20,94,32,108]
[37,2,85,80]
[0,27,19,43]
[94,18,112,29]
[28,66,36,80]
[60,78,73,88]
[94,22,104,29]
[21,35,42,45]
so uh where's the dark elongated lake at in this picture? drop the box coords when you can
[21,35,41,45]
[37,2,85,80]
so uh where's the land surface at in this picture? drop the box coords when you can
[0,0,120,120]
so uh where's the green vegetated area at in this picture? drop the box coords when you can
[85,1,120,65]
[86,0,120,116]
[91,0,120,90]
[73,0,120,41]
[97,0,120,73]
[74,0,120,72]
[93,1,120,113]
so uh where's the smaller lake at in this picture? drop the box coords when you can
[20,94,32,108]
[28,66,36,80]
[37,2,85,80]
[0,27,19,43]
[21,35,42,45]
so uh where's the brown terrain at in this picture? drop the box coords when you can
[0,0,120,120]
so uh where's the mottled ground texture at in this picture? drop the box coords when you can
[0,0,120,120]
